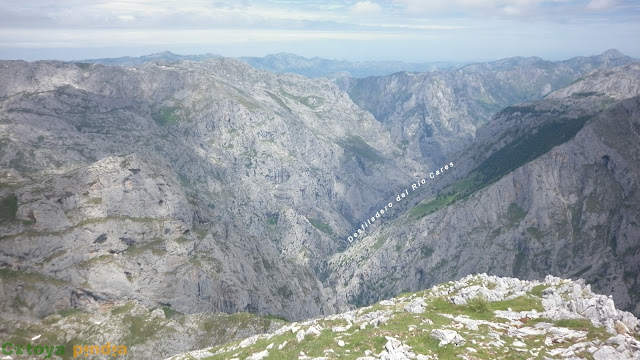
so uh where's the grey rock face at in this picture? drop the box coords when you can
[329,64,640,316]
[1,58,427,321]
[1,51,640,360]
[339,50,637,171]
[0,153,331,321]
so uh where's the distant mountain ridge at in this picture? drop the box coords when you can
[75,49,637,79]
[78,51,222,66]
[239,53,467,78]
[77,51,466,77]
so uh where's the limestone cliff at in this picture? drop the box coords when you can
[0,58,424,321]
[330,64,640,317]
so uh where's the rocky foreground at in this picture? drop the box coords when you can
[168,274,640,360]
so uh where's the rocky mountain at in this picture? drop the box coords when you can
[329,63,640,318]
[0,57,432,323]
[339,49,638,169]
[78,51,222,66]
[168,274,640,360]
[77,51,465,78]
[239,53,466,78]
[1,51,640,359]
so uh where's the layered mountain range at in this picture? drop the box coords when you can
[1,49,639,359]
[78,51,465,78]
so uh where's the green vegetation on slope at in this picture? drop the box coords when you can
[340,135,383,163]
[0,194,18,222]
[410,115,592,220]
[152,106,180,125]
[265,91,292,113]
[197,280,609,360]
[307,217,335,236]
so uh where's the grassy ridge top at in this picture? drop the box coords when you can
[168,274,640,360]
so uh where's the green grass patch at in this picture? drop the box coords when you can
[0,216,168,242]
[121,314,165,346]
[162,306,180,319]
[152,106,180,125]
[41,250,67,264]
[0,182,20,190]
[175,236,190,244]
[372,236,387,251]
[430,297,493,321]
[408,172,479,220]
[467,296,491,314]
[266,215,278,226]
[189,257,202,267]
[409,192,457,220]
[506,203,527,228]
[276,285,293,299]
[475,115,591,185]
[340,135,383,163]
[11,295,30,311]
[420,245,434,258]
[431,294,543,321]
[58,308,85,317]
[280,89,324,109]
[78,254,111,269]
[492,296,544,312]
[572,91,599,98]
[554,319,592,329]
[0,268,67,286]
[526,226,544,240]
[530,284,550,298]
[87,197,102,205]
[111,301,135,315]
[409,115,591,221]
[265,91,292,113]
[307,217,334,236]
[552,318,610,341]
[0,194,18,222]
[193,228,208,239]
[124,239,166,257]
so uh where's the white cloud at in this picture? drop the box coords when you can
[350,1,382,14]
[372,23,464,30]
[586,0,618,10]
[117,15,136,21]
[0,28,421,49]
[391,0,593,17]
[1,0,638,62]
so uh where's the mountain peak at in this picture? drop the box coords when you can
[601,48,626,58]
[150,50,177,56]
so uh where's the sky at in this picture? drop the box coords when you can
[0,0,639,62]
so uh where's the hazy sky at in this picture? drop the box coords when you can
[1,0,639,62]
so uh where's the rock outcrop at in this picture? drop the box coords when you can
[167,274,640,360]
[0,299,286,360]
